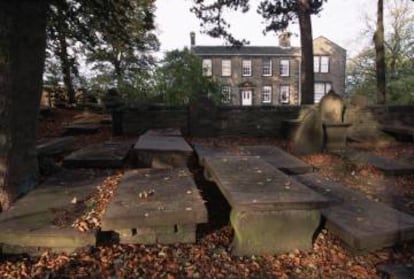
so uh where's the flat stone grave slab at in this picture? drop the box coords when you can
[134,135,193,168]
[0,169,109,255]
[377,263,414,279]
[101,168,208,244]
[37,136,74,156]
[63,140,133,168]
[144,128,182,137]
[294,173,414,252]
[64,123,100,135]
[203,155,330,255]
[242,145,313,174]
[382,124,414,141]
[343,150,414,176]
[192,144,246,166]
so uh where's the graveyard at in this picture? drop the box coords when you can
[0,103,413,278]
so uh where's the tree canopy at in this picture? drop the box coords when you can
[44,0,158,104]
[155,48,222,105]
[347,0,414,104]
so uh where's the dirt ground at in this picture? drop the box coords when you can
[0,108,413,278]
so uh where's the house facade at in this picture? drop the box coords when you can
[191,33,346,105]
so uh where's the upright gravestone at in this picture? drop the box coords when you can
[291,90,351,155]
[103,88,124,136]
[319,90,351,152]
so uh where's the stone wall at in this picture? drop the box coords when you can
[122,105,188,135]
[122,104,414,137]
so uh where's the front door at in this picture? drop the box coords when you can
[241,90,252,106]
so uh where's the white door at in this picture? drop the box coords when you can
[241,90,252,106]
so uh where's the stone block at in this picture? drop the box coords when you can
[134,135,194,168]
[231,209,320,256]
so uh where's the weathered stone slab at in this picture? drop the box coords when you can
[203,156,330,255]
[343,150,414,176]
[377,263,414,279]
[203,156,329,211]
[295,173,414,252]
[63,140,132,168]
[192,144,243,166]
[242,145,313,174]
[0,169,109,254]
[102,169,207,244]
[116,224,196,245]
[322,123,352,153]
[134,135,193,168]
[144,128,182,137]
[382,124,414,141]
[37,136,74,156]
[65,124,100,135]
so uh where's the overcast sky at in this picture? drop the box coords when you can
[155,0,377,57]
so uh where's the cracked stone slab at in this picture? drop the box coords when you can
[0,169,110,254]
[102,169,207,244]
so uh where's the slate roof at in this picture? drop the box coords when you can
[192,45,300,56]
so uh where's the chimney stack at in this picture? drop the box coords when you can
[279,32,291,48]
[190,32,196,47]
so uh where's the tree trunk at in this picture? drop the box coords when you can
[0,1,48,211]
[374,0,386,104]
[297,0,315,104]
[57,9,76,104]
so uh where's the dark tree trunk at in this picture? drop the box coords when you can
[297,0,315,105]
[57,9,76,104]
[374,0,386,104]
[0,1,48,211]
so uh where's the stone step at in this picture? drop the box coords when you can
[133,135,194,168]
[242,145,313,174]
[202,155,330,255]
[0,169,110,255]
[63,140,133,168]
[37,136,74,156]
[342,150,414,176]
[294,173,414,252]
[101,169,208,245]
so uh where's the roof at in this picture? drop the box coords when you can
[313,36,347,53]
[192,45,301,57]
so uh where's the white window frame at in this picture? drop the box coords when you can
[314,82,332,103]
[279,85,290,104]
[262,86,272,104]
[314,56,320,73]
[280,59,290,77]
[221,86,231,103]
[320,56,330,73]
[242,60,252,77]
[221,59,231,77]
[314,56,330,73]
[202,59,212,76]
[262,59,272,76]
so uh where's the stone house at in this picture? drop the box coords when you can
[191,33,346,105]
